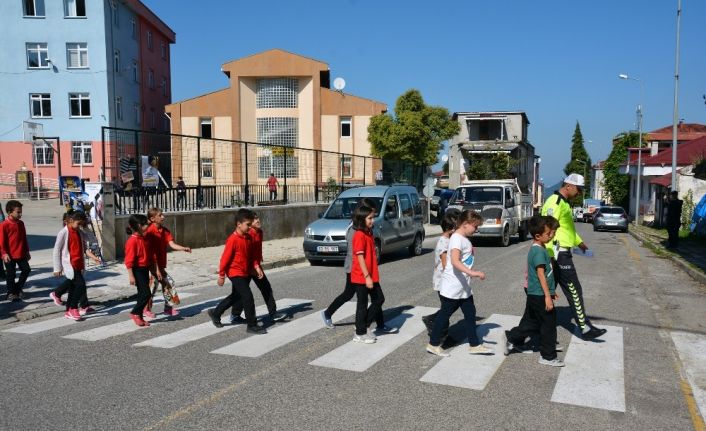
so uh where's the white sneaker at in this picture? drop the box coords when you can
[538,357,565,367]
[426,344,450,357]
[353,333,376,344]
[468,344,494,355]
[320,310,334,329]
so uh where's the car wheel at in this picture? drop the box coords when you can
[374,240,382,265]
[517,222,527,242]
[409,234,423,257]
[499,226,510,247]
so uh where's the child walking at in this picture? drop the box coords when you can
[207,209,266,334]
[350,204,386,344]
[502,216,565,367]
[426,210,493,357]
[1,200,31,302]
[143,207,191,318]
[124,214,161,327]
[320,198,395,335]
[51,210,101,315]
[422,209,461,338]
[229,212,287,323]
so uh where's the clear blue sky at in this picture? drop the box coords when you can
[146,0,706,186]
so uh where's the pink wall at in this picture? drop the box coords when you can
[0,140,104,195]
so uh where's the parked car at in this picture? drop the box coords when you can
[436,175,449,189]
[593,206,629,232]
[573,207,584,222]
[303,185,425,264]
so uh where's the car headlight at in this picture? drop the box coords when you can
[304,227,314,239]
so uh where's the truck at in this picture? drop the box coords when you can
[446,179,534,246]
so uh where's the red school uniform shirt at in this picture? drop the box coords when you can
[145,223,174,269]
[124,234,153,269]
[219,231,254,278]
[68,226,85,271]
[350,229,379,284]
[249,227,263,267]
[0,217,30,260]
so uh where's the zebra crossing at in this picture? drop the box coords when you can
[2,296,646,413]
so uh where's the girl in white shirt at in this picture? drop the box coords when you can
[426,210,494,357]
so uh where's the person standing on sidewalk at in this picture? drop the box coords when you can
[207,209,266,334]
[541,173,606,341]
[229,212,287,324]
[1,200,31,302]
[666,191,683,248]
[267,173,279,201]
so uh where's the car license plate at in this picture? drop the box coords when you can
[317,246,339,253]
[605,222,617,226]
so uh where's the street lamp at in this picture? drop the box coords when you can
[619,73,644,226]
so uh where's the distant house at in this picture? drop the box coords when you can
[591,160,608,203]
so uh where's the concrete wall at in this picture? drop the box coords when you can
[111,202,329,258]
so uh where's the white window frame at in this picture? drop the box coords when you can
[148,69,154,89]
[66,42,88,68]
[34,141,54,165]
[114,49,121,73]
[201,158,214,179]
[26,43,49,69]
[30,93,52,118]
[340,116,352,138]
[161,77,167,97]
[115,96,122,120]
[23,0,45,17]
[200,118,212,138]
[133,103,140,126]
[342,155,352,178]
[71,141,92,165]
[63,0,86,18]
[147,31,153,50]
[69,92,91,118]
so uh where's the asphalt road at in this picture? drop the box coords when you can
[1,224,704,431]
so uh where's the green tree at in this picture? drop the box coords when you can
[603,132,637,209]
[563,122,592,202]
[463,151,517,180]
[368,89,460,168]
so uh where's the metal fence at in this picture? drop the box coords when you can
[102,127,401,214]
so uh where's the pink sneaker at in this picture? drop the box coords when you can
[64,308,84,321]
[79,306,96,316]
[143,310,156,320]
[50,292,64,306]
[163,307,179,316]
[130,313,148,327]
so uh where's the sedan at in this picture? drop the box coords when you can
[593,206,629,232]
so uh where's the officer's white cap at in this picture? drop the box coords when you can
[564,173,585,187]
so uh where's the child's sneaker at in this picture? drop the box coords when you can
[352,333,376,344]
[207,309,223,328]
[64,308,84,321]
[468,344,494,355]
[228,314,247,325]
[130,313,148,327]
[374,325,398,335]
[426,344,450,357]
[320,310,334,329]
[163,307,180,316]
[143,310,156,320]
[538,357,565,367]
[270,311,287,322]
[49,292,64,306]
[79,306,96,316]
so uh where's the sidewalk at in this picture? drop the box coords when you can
[0,223,442,325]
[630,224,706,285]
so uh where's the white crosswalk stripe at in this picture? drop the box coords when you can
[133,298,311,349]
[419,314,520,390]
[551,325,625,412]
[310,306,436,372]
[2,293,197,335]
[62,297,218,341]
[670,331,706,419]
[211,302,353,358]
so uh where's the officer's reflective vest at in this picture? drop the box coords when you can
[541,191,583,258]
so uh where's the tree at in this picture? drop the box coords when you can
[602,132,637,209]
[368,89,460,168]
[463,152,517,180]
[563,122,592,202]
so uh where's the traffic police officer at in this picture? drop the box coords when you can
[541,173,606,340]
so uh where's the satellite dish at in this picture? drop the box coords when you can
[333,77,346,92]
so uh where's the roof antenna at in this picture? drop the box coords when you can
[333,77,346,95]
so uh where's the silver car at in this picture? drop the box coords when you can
[303,185,425,264]
[593,206,629,232]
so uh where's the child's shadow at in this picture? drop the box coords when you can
[331,305,415,329]
[442,317,500,349]
[261,302,314,327]
[555,305,605,343]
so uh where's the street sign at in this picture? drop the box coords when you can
[423,177,436,198]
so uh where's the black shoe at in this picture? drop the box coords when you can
[247,325,267,335]
[270,312,288,322]
[581,326,606,340]
[207,309,223,328]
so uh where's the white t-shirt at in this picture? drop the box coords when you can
[439,232,475,299]
[432,235,450,291]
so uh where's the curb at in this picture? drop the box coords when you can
[630,229,706,285]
